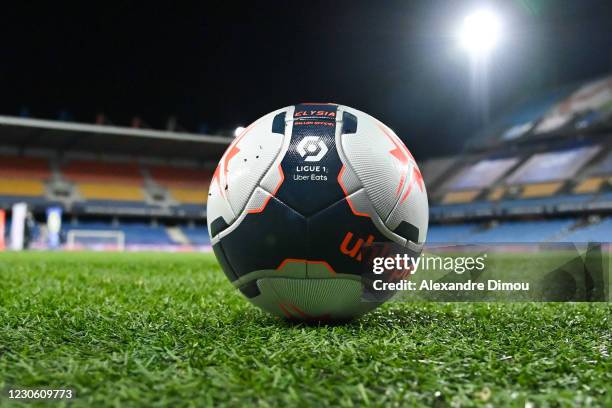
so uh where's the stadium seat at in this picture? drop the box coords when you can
[520,182,563,198]
[148,165,211,205]
[462,219,576,243]
[573,177,606,194]
[442,190,480,204]
[77,183,144,201]
[168,187,207,204]
[487,187,506,201]
[61,160,147,202]
[0,157,49,198]
[427,224,478,242]
[148,165,212,186]
[0,178,45,196]
[181,227,211,245]
[62,160,143,183]
[0,156,50,179]
[555,218,612,242]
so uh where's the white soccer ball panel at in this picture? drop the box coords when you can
[385,161,429,244]
[338,106,407,221]
[207,107,289,236]
[225,109,287,216]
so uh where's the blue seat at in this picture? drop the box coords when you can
[462,219,576,243]
[182,227,210,245]
[555,218,612,243]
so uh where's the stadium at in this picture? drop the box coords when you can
[1,2,610,407]
[2,74,612,249]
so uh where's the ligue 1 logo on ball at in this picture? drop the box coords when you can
[208,103,428,321]
[296,136,328,162]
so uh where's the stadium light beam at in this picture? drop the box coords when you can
[458,8,501,56]
[457,8,502,125]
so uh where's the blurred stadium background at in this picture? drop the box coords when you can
[1,73,611,251]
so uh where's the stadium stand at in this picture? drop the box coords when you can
[0,179,45,197]
[555,217,612,242]
[443,157,520,192]
[461,219,575,243]
[148,164,211,205]
[428,217,612,243]
[441,191,479,204]
[1,74,611,249]
[425,74,612,246]
[419,157,457,189]
[0,155,50,178]
[505,145,601,185]
[465,84,578,149]
[534,75,612,135]
[0,116,224,249]
[519,182,563,198]
[427,224,478,243]
[61,160,146,202]
[61,160,143,183]
[0,156,49,198]
[181,225,212,246]
[487,187,506,201]
[573,177,606,194]
[77,183,144,201]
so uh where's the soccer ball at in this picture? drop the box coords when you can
[207,104,428,320]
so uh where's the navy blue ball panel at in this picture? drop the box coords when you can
[275,104,345,216]
[307,198,389,276]
[218,196,308,277]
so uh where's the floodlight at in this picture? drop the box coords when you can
[459,9,501,55]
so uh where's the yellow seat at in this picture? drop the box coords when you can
[170,187,208,204]
[520,182,562,198]
[78,183,144,201]
[573,177,605,194]
[442,190,480,204]
[487,187,506,201]
[0,178,45,196]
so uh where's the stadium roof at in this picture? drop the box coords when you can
[0,116,231,162]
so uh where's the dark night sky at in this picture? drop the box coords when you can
[1,1,611,159]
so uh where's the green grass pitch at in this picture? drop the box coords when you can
[0,252,610,407]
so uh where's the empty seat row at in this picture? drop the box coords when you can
[428,218,611,243]
[0,155,211,204]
